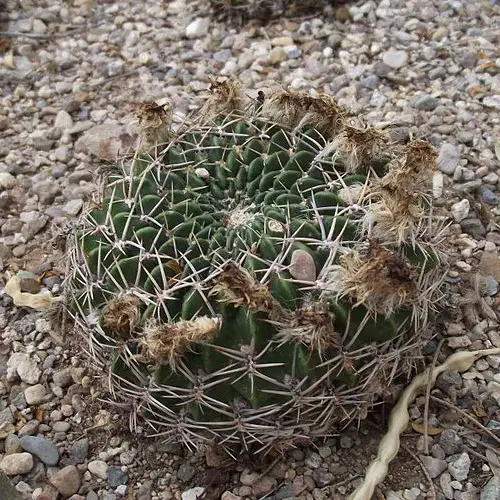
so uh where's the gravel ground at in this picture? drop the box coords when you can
[1,0,500,499]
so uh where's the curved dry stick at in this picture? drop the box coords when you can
[348,347,500,500]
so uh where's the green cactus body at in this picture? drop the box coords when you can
[66,88,445,454]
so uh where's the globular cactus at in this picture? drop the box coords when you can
[65,81,448,455]
[210,0,346,24]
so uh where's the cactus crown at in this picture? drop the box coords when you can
[65,81,448,455]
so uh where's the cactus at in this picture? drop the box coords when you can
[65,82,448,455]
[210,0,346,24]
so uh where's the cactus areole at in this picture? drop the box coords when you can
[65,82,447,455]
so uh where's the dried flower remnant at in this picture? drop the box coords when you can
[133,100,173,147]
[102,294,142,339]
[198,79,246,122]
[210,262,281,318]
[141,316,219,368]
[261,89,348,138]
[332,125,388,172]
[322,240,417,316]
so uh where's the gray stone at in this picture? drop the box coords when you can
[177,463,196,483]
[437,371,463,393]
[54,110,74,131]
[460,218,486,238]
[0,453,34,475]
[22,216,49,241]
[119,450,136,466]
[428,67,447,79]
[0,470,25,499]
[0,172,16,189]
[0,407,14,425]
[451,199,470,222]
[52,421,71,433]
[0,421,15,439]
[284,45,302,59]
[305,452,322,469]
[18,419,40,437]
[268,47,287,64]
[339,436,353,449]
[360,75,379,90]
[24,384,47,405]
[138,480,152,500]
[448,452,470,481]
[181,487,205,500]
[273,484,295,500]
[16,358,41,385]
[483,173,499,184]
[20,435,60,466]
[483,96,500,110]
[49,465,81,497]
[68,170,93,184]
[420,455,447,478]
[185,18,210,38]
[457,50,477,68]
[5,434,22,454]
[481,476,500,500]
[439,429,462,455]
[69,439,89,464]
[373,61,391,77]
[413,94,439,111]
[63,199,83,216]
[431,443,446,460]
[51,164,67,178]
[240,469,259,486]
[107,466,128,487]
[455,180,482,193]
[54,145,72,162]
[479,186,499,205]
[485,276,498,296]
[382,49,408,69]
[457,131,474,145]
[440,472,453,499]
[438,143,460,175]
[107,60,124,77]
[312,469,333,487]
[88,460,108,480]
[328,75,349,94]
[74,124,137,161]
[30,131,54,151]
[52,368,73,388]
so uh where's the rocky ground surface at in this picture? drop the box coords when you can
[1,0,500,499]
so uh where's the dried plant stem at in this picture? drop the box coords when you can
[348,347,500,500]
[400,442,437,500]
[429,396,500,449]
[423,339,444,455]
